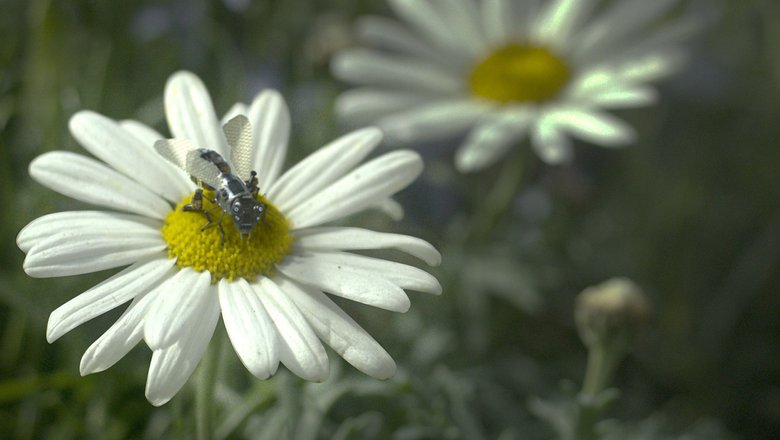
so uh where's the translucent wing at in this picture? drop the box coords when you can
[184,149,223,189]
[223,114,253,181]
[154,138,196,170]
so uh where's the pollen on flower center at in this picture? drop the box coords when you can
[162,191,293,282]
[469,43,570,104]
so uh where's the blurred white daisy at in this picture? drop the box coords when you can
[17,71,441,406]
[332,0,701,171]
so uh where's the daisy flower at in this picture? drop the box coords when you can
[17,71,441,406]
[332,0,701,171]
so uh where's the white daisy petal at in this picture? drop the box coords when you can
[29,152,172,219]
[23,216,165,278]
[564,67,615,97]
[531,121,574,165]
[304,251,441,295]
[164,71,228,156]
[69,111,186,203]
[268,127,381,214]
[547,108,636,147]
[581,86,658,108]
[577,52,685,92]
[17,210,159,253]
[371,198,405,221]
[387,0,476,60]
[256,277,329,382]
[294,226,441,266]
[277,276,396,379]
[286,150,422,229]
[455,108,535,172]
[574,0,678,59]
[355,16,454,67]
[484,0,542,43]
[620,19,702,61]
[247,90,290,190]
[119,120,194,196]
[446,0,489,55]
[47,257,175,343]
[335,88,428,127]
[533,0,598,49]
[616,51,686,84]
[481,0,514,44]
[218,278,279,379]
[276,253,411,312]
[401,0,486,58]
[144,268,212,350]
[80,285,163,375]
[118,120,165,145]
[331,49,463,94]
[378,100,493,144]
[584,22,700,72]
[145,292,220,407]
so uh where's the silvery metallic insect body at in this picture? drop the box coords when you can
[154,115,266,241]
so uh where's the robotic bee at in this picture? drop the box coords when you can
[155,115,267,241]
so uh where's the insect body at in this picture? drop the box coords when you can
[155,114,267,241]
[184,148,266,240]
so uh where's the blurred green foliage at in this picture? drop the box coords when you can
[1,0,779,438]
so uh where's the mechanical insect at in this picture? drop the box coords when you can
[155,115,267,241]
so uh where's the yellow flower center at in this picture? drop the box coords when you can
[162,191,293,282]
[469,43,570,104]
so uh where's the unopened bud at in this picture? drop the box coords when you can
[575,277,651,350]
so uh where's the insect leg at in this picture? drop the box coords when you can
[217,212,226,245]
[247,171,259,196]
[183,189,204,212]
[198,205,222,231]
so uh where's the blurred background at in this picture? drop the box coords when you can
[1,0,779,438]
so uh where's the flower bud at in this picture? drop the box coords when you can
[575,277,652,350]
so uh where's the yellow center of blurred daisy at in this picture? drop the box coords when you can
[162,191,293,282]
[469,44,570,104]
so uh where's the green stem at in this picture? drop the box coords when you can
[581,342,621,398]
[196,329,224,440]
[468,146,528,243]
[575,339,626,440]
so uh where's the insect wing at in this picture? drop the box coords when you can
[223,114,254,181]
[185,150,223,189]
[155,138,197,170]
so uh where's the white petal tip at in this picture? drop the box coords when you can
[426,251,443,267]
[79,362,102,376]
[46,322,62,344]
[167,70,199,86]
[146,394,172,407]
[352,126,384,148]
[143,324,171,351]
[22,257,45,278]
[249,370,272,380]
[309,371,330,383]
[454,150,489,174]
[67,111,91,133]
[372,364,397,380]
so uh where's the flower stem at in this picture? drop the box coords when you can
[196,329,223,440]
[468,145,528,243]
[575,339,625,440]
[581,342,621,398]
